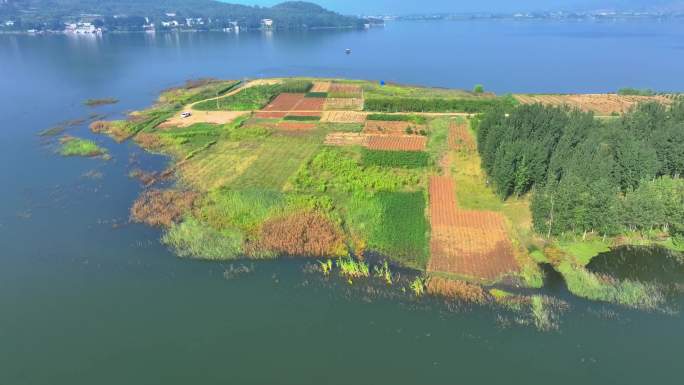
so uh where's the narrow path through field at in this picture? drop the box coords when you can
[427,122,518,281]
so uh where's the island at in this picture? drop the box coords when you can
[90,77,683,326]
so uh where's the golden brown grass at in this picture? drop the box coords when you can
[248,211,346,257]
[426,277,491,304]
[130,189,198,227]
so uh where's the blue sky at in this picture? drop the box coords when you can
[231,1,684,14]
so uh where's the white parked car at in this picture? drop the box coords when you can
[180,111,192,118]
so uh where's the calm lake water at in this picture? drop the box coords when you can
[1,20,683,384]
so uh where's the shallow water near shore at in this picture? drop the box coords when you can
[2,20,684,385]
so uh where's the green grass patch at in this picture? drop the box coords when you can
[196,189,284,232]
[231,136,322,190]
[557,239,611,266]
[157,123,226,154]
[364,192,428,270]
[617,87,655,96]
[361,149,429,169]
[366,113,427,125]
[161,80,240,106]
[279,80,313,93]
[316,122,363,132]
[162,217,245,260]
[283,115,321,122]
[305,92,328,98]
[452,151,503,211]
[291,147,422,195]
[194,84,281,111]
[556,261,665,310]
[59,137,107,158]
[426,117,451,165]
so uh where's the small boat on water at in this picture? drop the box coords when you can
[345,48,352,55]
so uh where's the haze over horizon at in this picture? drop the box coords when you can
[229,0,684,14]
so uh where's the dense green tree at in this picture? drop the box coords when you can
[481,101,684,239]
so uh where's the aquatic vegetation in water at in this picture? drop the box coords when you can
[426,277,491,304]
[410,276,426,296]
[337,257,370,282]
[84,98,119,107]
[59,136,108,158]
[222,264,255,280]
[39,125,66,137]
[530,296,554,331]
[318,259,333,276]
[373,261,393,285]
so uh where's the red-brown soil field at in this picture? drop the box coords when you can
[254,111,288,119]
[448,121,476,152]
[276,121,318,131]
[428,176,518,281]
[263,93,305,111]
[293,98,326,111]
[365,135,427,152]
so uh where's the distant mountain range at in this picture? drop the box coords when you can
[0,0,367,31]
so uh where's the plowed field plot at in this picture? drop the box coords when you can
[427,176,517,281]
[514,94,672,115]
[448,122,476,152]
[242,120,278,130]
[276,121,317,131]
[286,111,322,117]
[324,98,364,111]
[363,121,426,135]
[293,98,326,111]
[311,81,332,93]
[329,84,363,98]
[255,111,288,119]
[263,93,305,111]
[366,135,427,152]
[321,111,367,123]
[324,132,369,146]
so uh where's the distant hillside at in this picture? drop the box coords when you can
[0,0,365,31]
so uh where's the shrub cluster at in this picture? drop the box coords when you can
[364,96,514,113]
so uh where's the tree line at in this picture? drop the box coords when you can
[475,99,684,241]
[0,1,364,31]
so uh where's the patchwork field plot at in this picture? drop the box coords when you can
[286,111,322,117]
[329,84,363,98]
[263,93,305,111]
[514,94,672,115]
[293,98,326,111]
[324,98,364,111]
[366,135,427,152]
[255,111,288,119]
[448,121,476,152]
[324,132,369,146]
[363,120,426,135]
[276,121,318,131]
[231,137,321,190]
[311,81,332,93]
[427,176,518,281]
[321,111,367,123]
